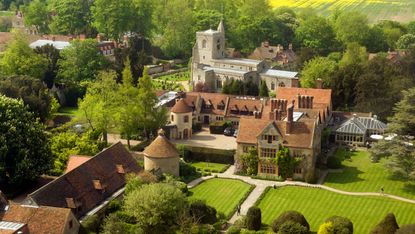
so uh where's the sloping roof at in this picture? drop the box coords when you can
[25,142,140,218]
[187,92,229,115]
[237,118,316,149]
[261,69,298,78]
[143,132,179,159]
[336,116,387,134]
[0,203,74,234]
[226,97,263,118]
[65,155,91,173]
[29,40,70,50]
[171,99,193,113]
[276,87,332,107]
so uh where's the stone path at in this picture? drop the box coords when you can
[187,165,415,224]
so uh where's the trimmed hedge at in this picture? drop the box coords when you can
[325,216,353,234]
[209,121,227,134]
[271,210,310,233]
[246,207,261,231]
[370,213,399,234]
[182,145,235,164]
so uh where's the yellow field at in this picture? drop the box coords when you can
[269,0,415,23]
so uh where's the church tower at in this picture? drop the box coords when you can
[195,20,226,65]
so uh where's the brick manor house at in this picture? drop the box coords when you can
[191,21,299,92]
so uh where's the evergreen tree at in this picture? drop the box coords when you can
[259,81,269,97]
[388,88,415,136]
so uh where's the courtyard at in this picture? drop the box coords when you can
[257,186,415,233]
[172,128,237,150]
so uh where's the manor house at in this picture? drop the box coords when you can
[191,21,299,92]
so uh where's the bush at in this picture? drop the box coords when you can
[226,226,241,234]
[318,222,334,234]
[245,206,261,231]
[81,214,101,233]
[193,122,202,132]
[370,213,399,234]
[204,168,211,172]
[327,156,342,169]
[279,221,309,234]
[325,216,353,234]
[210,121,227,134]
[211,169,219,173]
[395,224,415,234]
[130,139,151,151]
[271,211,310,233]
[189,200,217,224]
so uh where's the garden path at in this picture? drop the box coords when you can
[187,165,415,224]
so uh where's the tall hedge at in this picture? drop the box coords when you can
[189,200,217,224]
[245,206,261,231]
[271,210,310,233]
[370,213,399,234]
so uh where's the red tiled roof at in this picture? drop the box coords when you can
[171,99,192,113]
[0,203,75,234]
[226,97,262,118]
[65,155,91,173]
[237,118,315,149]
[187,92,229,116]
[143,133,179,159]
[26,142,141,218]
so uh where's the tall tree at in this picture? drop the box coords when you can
[91,0,135,41]
[388,88,415,136]
[48,0,92,35]
[0,95,53,185]
[300,57,337,88]
[58,39,107,85]
[34,44,60,88]
[0,31,47,79]
[259,81,269,97]
[23,0,49,33]
[78,71,119,144]
[334,12,370,47]
[396,34,415,49]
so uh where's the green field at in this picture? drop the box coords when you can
[269,0,415,23]
[324,149,415,200]
[258,186,415,233]
[189,178,253,218]
[191,162,229,173]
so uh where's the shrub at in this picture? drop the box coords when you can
[210,121,227,134]
[212,169,219,173]
[234,216,247,229]
[226,226,241,234]
[192,122,202,132]
[179,161,199,178]
[370,213,399,234]
[279,221,309,234]
[271,210,310,233]
[327,156,342,169]
[189,200,217,224]
[245,206,261,231]
[395,224,415,234]
[325,216,353,234]
[204,168,211,172]
[318,222,334,234]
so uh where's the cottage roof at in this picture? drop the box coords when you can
[171,99,193,113]
[143,131,179,159]
[25,142,140,218]
[276,87,332,106]
[237,118,316,149]
[226,97,263,118]
[187,92,229,115]
[0,203,74,234]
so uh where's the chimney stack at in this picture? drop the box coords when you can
[286,101,294,134]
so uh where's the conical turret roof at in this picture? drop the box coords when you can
[171,99,192,113]
[143,130,179,159]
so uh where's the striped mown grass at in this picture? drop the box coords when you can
[258,186,415,233]
[191,162,229,173]
[325,150,415,200]
[189,178,253,218]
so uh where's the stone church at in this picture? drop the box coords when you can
[191,21,299,93]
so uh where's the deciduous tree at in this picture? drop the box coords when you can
[388,88,415,136]
[300,56,337,88]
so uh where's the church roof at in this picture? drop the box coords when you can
[261,69,298,78]
[171,99,192,113]
[143,131,179,159]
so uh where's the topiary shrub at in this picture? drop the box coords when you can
[325,216,353,234]
[271,210,310,233]
[370,213,399,234]
[189,200,217,224]
[318,222,334,234]
[245,206,261,231]
[278,221,309,234]
[395,224,415,234]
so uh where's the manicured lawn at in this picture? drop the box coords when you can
[324,149,415,200]
[191,162,229,173]
[258,186,415,233]
[189,178,253,218]
[155,70,190,82]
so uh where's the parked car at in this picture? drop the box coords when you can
[224,127,235,136]
[233,129,238,138]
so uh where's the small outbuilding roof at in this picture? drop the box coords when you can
[171,98,193,113]
[143,130,179,159]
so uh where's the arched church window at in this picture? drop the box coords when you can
[202,40,207,48]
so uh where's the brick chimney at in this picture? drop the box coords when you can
[298,95,314,109]
[286,101,294,134]
[316,78,323,89]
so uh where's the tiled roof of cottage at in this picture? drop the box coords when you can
[65,155,91,173]
[276,87,332,107]
[25,142,140,218]
[143,130,179,159]
[187,92,229,115]
[171,99,193,113]
[0,203,74,234]
[226,97,263,118]
[237,118,316,149]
